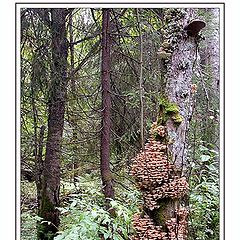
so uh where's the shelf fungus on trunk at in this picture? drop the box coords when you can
[184,19,206,37]
[130,123,189,240]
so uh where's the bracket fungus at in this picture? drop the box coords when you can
[184,19,206,37]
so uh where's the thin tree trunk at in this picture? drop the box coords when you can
[136,8,144,150]
[69,10,79,183]
[36,125,45,214]
[100,8,115,211]
[199,8,220,146]
[200,8,220,92]
[38,8,68,240]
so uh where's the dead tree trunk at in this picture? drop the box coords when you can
[158,8,200,227]
[198,8,220,146]
[100,8,115,211]
[131,8,204,240]
[37,8,68,240]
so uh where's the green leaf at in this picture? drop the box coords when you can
[110,200,118,208]
[199,145,209,152]
[91,209,98,218]
[201,155,211,162]
[70,199,78,208]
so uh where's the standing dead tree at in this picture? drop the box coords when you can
[130,8,205,240]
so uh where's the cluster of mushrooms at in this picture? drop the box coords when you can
[130,123,189,239]
[131,208,188,240]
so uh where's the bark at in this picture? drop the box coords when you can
[36,125,45,213]
[38,8,68,240]
[158,9,198,228]
[131,9,200,239]
[198,8,220,146]
[100,8,115,210]
[165,35,196,172]
[69,11,79,183]
[136,8,145,150]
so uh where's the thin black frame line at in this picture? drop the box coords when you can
[222,3,225,240]
[15,3,17,240]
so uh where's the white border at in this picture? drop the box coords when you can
[0,1,16,240]
[14,2,224,240]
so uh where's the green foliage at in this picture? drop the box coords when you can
[55,200,135,240]
[21,212,42,240]
[188,144,219,240]
[21,181,39,240]
[54,175,140,240]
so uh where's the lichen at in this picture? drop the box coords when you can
[157,50,172,59]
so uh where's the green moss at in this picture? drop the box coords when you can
[37,193,57,240]
[157,97,183,126]
[153,131,165,142]
[156,201,168,225]
[104,173,113,182]
[172,114,183,123]
[41,196,55,214]
[39,186,55,218]
[165,103,179,114]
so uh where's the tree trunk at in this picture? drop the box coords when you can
[157,8,198,227]
[136,8,145,150]
[38,8,68,240]
[198,8,220,146]
[36,125,45,214]
[100,8,115,211]
[164,9,197,172]
[200,8,220,92]
[131,8,202,240]
[69,10,79,183]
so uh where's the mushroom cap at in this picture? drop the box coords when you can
[184,19,206,37]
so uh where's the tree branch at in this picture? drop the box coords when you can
[73,39,101,75]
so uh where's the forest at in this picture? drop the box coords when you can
[20,7,220,240]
